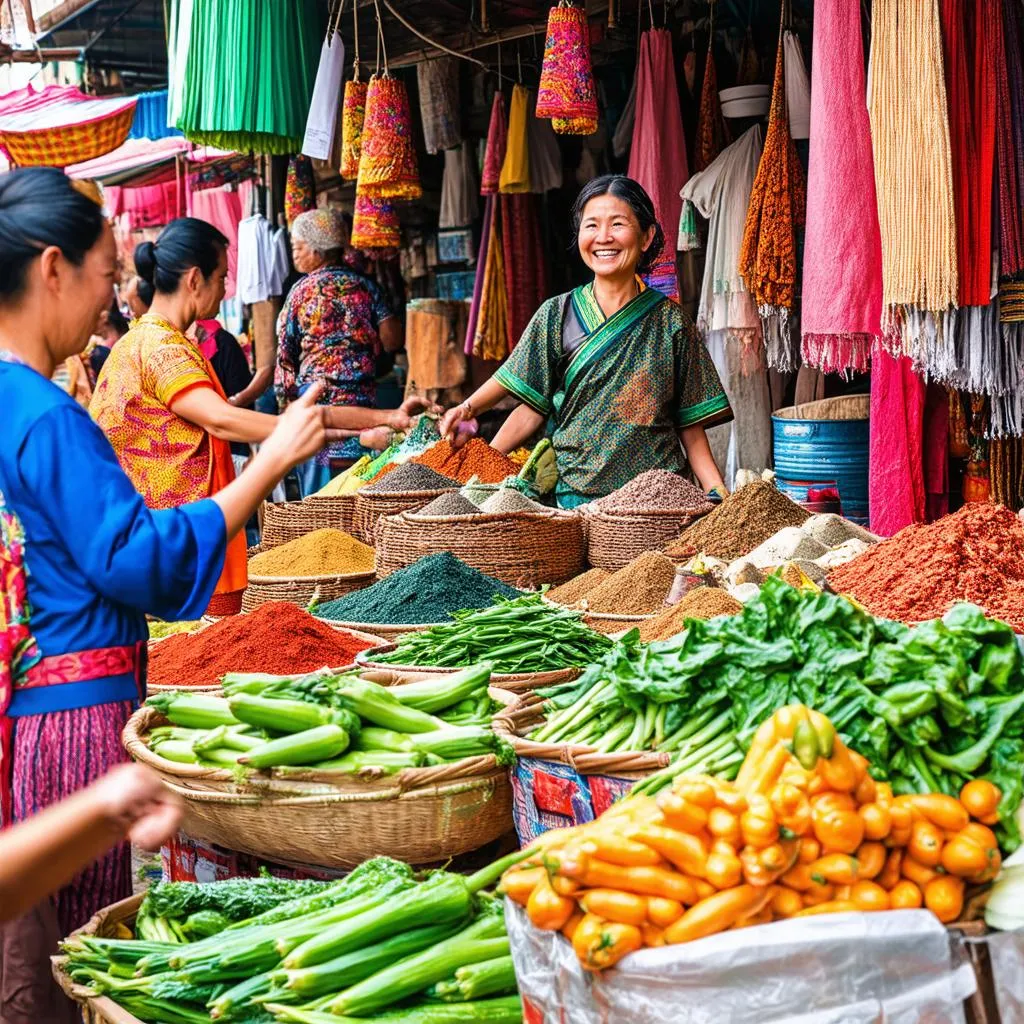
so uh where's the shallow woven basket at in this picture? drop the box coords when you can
[261,497,359,547]
[354,488,456,544]
[581,610,653,636]
[314,617,442,639]
[583,507,710,572]
[124,706,513,869]
[355,643,580,694]
[375,508,585,588]
[241,542,376,613]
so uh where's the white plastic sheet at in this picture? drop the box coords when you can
[302,35,345,160]
[507,904,977,1024]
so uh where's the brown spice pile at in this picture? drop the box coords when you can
[412,438,519,484]
[548,568,610,607]
[249,529,374,577]
[666,481,810,562]
[827,503,1024,631]
[638,587,743,642]
[584,552,677,614]
[591,470,713,515]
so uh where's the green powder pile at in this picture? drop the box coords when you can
[317,552,521,625]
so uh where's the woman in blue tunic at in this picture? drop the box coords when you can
[0,169,335,1023]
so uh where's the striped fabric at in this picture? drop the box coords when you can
[6,701,134,934]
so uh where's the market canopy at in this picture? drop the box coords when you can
[65,135,231,187]
[0,83,135,167]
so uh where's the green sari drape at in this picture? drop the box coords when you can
[495,283,732,506]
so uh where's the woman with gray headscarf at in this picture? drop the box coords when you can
[276,208,406,495]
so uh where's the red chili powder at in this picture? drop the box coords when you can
[411,438,519,484]
[148,601,374,688]
[827,503,1024,631]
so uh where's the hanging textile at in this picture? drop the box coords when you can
[738,24,806,371]
[990,437,1024,510]
[464,197,496,355]
[997,1,1024,283]
[783,32,810,140]
[472,211,510,360]
[536,2,599,135]
[351,194,401,251]
[481,92,508,195]
[868,0,958,353]
[357,75,422,199]
[629,28,688,301]
[694,46,729,173]
[340,80,368,179]
[128,90,182,141]
[285,155,316,227]
[499,85,532,193]
[418,57,462,154]
[501,194,547,347]
[611,76,636,158]
[526,90,563,193]
[801,0,882,375]
[439,144,479,229]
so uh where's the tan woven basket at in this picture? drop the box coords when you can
[260,497,360,547]
[314,617,441,639]
[123,706,513,869]
[583,507,711,572]
[375,508,585,588]
[582,610,653,636]
[301,493,359,535]
[355,644,580,694]
[354,488,456,544]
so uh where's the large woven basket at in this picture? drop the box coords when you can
[584,507,710,572]
[375,508,586,588]
[354,488,456,545]
[355,644,580,694]
[302,493,359,534]
[261,498,359,547]
[123,706,513,869]
[241,542,376,613]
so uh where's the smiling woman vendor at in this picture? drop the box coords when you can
[440,175,732,507]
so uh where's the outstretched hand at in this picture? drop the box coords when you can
[93,764,183,851]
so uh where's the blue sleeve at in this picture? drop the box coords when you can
[17,406,228,621]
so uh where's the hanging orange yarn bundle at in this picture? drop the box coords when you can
[356,74,422,199]
[340,79,368,180]
[536,3,598,136]
[351,194,401,251]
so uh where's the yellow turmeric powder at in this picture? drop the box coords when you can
[249,529,375,577]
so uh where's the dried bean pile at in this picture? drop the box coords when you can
[590,470,713,515]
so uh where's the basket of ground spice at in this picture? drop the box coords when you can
[146,601,381,690]
[636,586,744,642]
[664,478,811,563]
[410,437,520,483]
[582,471,715,571]
[242,529,376,613]
[375,506,586,589]
[300,493,359,535]
[315,552,522,637]
[353,463,461,543]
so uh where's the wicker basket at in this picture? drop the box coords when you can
[314,617,442,639]
[375,508,586,588]
[260,497,360,547]
[123,706,513,869]
[354,488,456,545]
[301,493,359,535]
[355,644,580,694]
[582,610,653,636]
[584,507,709,572]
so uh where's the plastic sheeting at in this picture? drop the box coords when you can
[507,904,977,1024]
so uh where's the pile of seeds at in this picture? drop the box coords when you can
[582,551,678,615]
[480,489,546,514]
[548,568,610,607]
[361,463,459,494]
[248,529,374,577]
[412,492,481,517]
[638,587,743,642]
[591,470,713,515]
[666,480,810,562]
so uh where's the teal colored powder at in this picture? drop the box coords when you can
[317,552,521,624]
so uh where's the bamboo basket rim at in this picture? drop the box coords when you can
[401,507,576,524]
[246,568,376,585]
[358,485,460,499]
[301,493,360,504]
[314,616,447,632]
[582,505,713,521]
[491,690,668,776]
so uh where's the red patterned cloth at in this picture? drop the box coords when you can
[19,645,137,688]
[500,194,548,348]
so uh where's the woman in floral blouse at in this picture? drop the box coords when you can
[276,208,403,496]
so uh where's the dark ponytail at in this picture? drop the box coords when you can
[134,217,228,296]
[571,174,666,275]
[0,168,106,301]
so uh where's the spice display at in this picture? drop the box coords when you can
[318,553,520,625]
[528,576,1024,847]
[547,568,610,607]
[827,503,1024,632]
[590,470,713,515]
[147,620,201,639]
[361,463,460,494]
[59,853,524,1022]
[147,602,374,688]
[666,480,810,561]
[413,492,482,517]
[374,593,613,674]
[411,438,520,484]
[249,529,375,578]
[581,551,678,615]
[506,705,1003,970]
[480,489,546,514]
[637,588,743,642]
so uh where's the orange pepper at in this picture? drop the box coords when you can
[770,783,812,837]
[878,848,903,890]
[961,822,999,849]
[795,899,859,917]
[578,888,648,927]
[664,885,775,944]
[561,909,585,940]
[901,856,940,888]
[673,779,718,811]
[741,795,780,848]
[705,849,743,889]
[588,831,666,868]
[641,922,666,947]
[875,782,894,806]
[772,704,809,740]
[656,792,709,834]
[746,743,797,797]
[732,907,774,929]
[759,840,799,875]
[907,819,944,867]
[811,791,857,813]
[633,825,708,878]
[692,879,716,901]
[889,879,923,909]
[571,913,606,962]
[959,780,1001,823]
[850,880,890,911]
[905,794,970,833]
[924,875,964,924]
[740,845,775,886]
[499,866,546,906]
[771,886,805,918]
[708,807,742,845]
[551,875,581,897]
[781,862,815,892]
[704,780,748,814]
[808,853,860,886]
[734,719,781,792]
[813,807,864,854]
[941,833,993,879]
[886,805,914,847]
[970,848,1002,885]
[856,841,886,880]
[798,837,821,864]
[802,881,836,906]
[854,772,878,807]
[859,803,892,841]
[817,743,859,793]
[576,860,697,904]
[579,920,644,971]
[526,871,576,930]
[646,896,685,928]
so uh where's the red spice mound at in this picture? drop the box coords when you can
[148,601,374,688]
[827,503,1024,631]
[411,438,519,484]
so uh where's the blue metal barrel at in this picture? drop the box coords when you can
[772,397,870,525]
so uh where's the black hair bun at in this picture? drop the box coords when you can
[134,240,158,283]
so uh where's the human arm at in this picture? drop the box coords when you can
[228,365,274,407]
[378,316,404,354]
[170,386,280,443]
[438,376,512,440]
[0,765,182,923]
[679,424,727,494]
[491,404,546,454]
